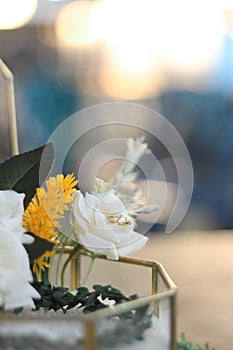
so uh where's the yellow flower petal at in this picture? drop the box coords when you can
[23,174,78,279]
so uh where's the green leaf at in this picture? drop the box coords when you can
[0,143,54,208]
[85,292,97,308]
[176,333,216,350]
[53,289,74,306]
[93,284,110,293]
[24,232,55,261]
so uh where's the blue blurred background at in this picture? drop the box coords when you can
[0,0,233,230]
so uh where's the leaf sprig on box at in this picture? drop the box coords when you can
[176,333,216,350]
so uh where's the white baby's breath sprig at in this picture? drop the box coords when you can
[94,178,113,194]
[93,136,158,218]
[97,294,116,309]
[122,136,149,176]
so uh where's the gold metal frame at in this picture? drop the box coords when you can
[0,59,177,350]
[0,248,177,350]
[0,59,19,156]
[59,247,177,350]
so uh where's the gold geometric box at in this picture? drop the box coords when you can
[65,249,177,350]
[0,59,18,162]
[0,249,177,350]
[0,59,177,350]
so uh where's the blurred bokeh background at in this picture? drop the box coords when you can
[0,0,233,229]
[1,2,233,349]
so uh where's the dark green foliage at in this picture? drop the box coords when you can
[66,287,89,310]
[82,284,129,314]
[32,281,74,312]
[176,333,216,350]
[31,282,152,345]
[0,144,56,276]
[32,282,148,319]
[25,284,217,349]
[0,143,54,208]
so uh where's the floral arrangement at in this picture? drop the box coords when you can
[0,137,217,350]
[0,137,155,312]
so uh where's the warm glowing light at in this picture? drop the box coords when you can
[93,0,160,73]
[93,0,224,74]
[94,0,224,97]
[56,0,226,98]
[92,0,164,98]
[221,5,233,39]
[220,0,233,10]
[157,0,224,73]
[99,59,165,100]
[0,0,38,30]
[93,0,157,47]
[55,1,98,47]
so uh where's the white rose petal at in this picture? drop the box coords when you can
[0,227,40,310]
[0,190,40,310]
[0,190,25,233]
[0,268,39,310]
[21,233,34,244]
[0,227,31,280]
[72,190,148,260]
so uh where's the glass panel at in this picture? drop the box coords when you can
[0,312,85,350]
[49,252,175,349]
[80,256,152,296]
[0,297,172,350]
[157,298,171,348]
[157,267,169,292]
[96,297,171,350]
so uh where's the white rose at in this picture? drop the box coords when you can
[0,226,40,310]
[0,190,40,310]
[72,190,148,260]
[0,190,33,244]
[0,190,25,232]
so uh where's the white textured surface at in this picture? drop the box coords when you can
[0,309,170,350]
[116,316,170,350]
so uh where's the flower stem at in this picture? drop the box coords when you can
[43,266,49,283]
[55,244,66,286]
[82,256,96,287]
[60,245,81,287]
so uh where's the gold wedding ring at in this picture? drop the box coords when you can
[106,214,134,226]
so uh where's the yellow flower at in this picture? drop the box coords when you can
[23,174,78,280]
[32,251,55,283]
